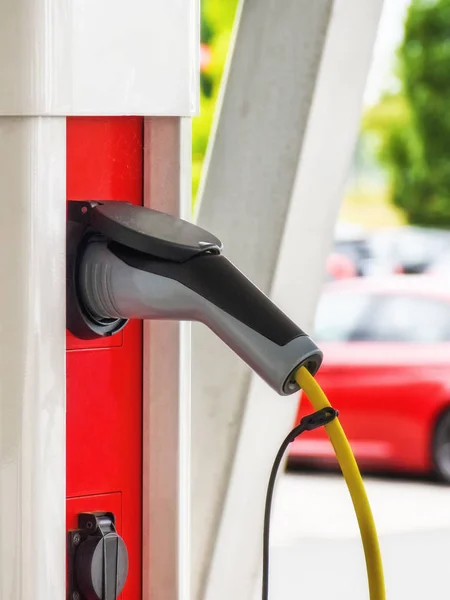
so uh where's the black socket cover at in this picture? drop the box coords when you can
[89,202,222,262]
[76,536,129,599]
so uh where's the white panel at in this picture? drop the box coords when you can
[142,117,191,600]
[71,1,199,116]
[0,117,66,599]
[0,0,199,116]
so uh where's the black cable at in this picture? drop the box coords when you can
[262,407,338,600]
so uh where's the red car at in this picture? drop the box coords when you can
[289,276,450,482]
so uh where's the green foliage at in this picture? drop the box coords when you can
[193,0,239,200]
[371,0,450,228]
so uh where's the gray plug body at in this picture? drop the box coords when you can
[67,201,322,395]
[79,240,322,395]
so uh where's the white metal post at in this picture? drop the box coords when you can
[0,117,66,599]
[0,2,70,592]
[192,1,384,599]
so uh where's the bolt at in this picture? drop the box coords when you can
[72,533,81,546]
[72,592,80,600]
[86,521,93,530]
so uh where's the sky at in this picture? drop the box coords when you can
[363,0,412,106]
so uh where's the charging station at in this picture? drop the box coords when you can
[0,3,197,599]
[0,2,385,600]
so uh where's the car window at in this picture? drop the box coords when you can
[366,295,450,343]
[314,291,450,343]
[334,240,371,262]
[313,292,375,342]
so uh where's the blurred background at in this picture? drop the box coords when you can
[194,1,450,598]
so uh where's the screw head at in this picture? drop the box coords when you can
[72,592,80,600]
[72,533,81,546]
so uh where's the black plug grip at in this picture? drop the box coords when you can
[110,244,305,347]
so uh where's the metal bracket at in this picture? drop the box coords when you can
[66,202,129,340]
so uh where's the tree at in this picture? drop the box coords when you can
[193,0,239,199]
[375,0,450,227]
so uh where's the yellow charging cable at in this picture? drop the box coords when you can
[296,366,386,600]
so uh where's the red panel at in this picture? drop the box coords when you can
[67,331,124,351]
[66,117,143,600]
[67,492,122,532]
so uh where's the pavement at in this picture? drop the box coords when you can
[268,471,450,599]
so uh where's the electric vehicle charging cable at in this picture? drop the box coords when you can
[66,201,384,597]
[262,366,386,600]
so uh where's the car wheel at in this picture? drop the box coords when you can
[432,409,450,483]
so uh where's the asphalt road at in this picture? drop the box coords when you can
[267,471,450,599]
